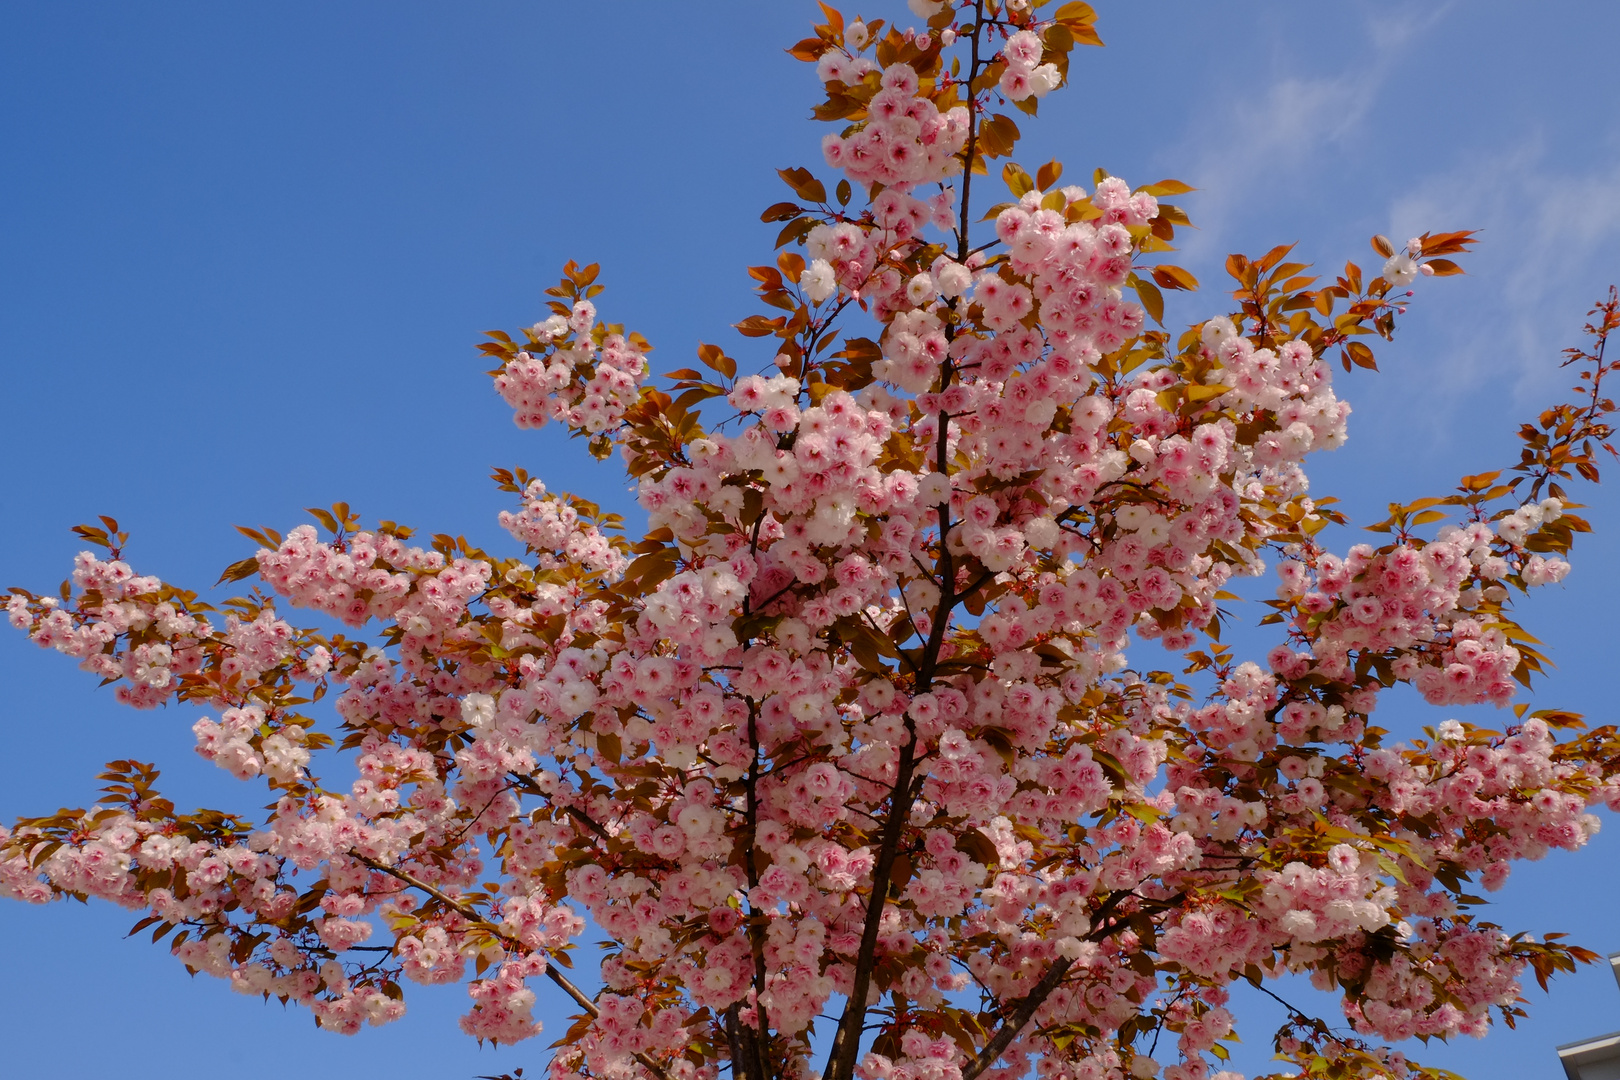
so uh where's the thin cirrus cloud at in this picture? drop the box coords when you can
[1150,0,1620,460]
[1168,3,1455,271]
[1389,144,1620,399]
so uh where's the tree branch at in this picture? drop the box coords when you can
[354,854,670,1080]
[961,956,1075,1080]
[820,723,924,1080]
[958,890,1142,1080]
[743,703,775,1080]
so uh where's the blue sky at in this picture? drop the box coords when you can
[3,2,1619,1077]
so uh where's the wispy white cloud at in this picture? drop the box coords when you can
[1385,141,1620,405]
[1151,0,1620,446]
[1170,3,1456,267]
[1365,2,1455,53]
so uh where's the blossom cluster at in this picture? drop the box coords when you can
[1273,500,1572,707]
[820,63,970,188]
[494,300,650,433]
[498,479,629,580]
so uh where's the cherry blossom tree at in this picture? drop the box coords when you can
[5,3,1620,1080]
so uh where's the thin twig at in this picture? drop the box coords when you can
[354,854,670,1080]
